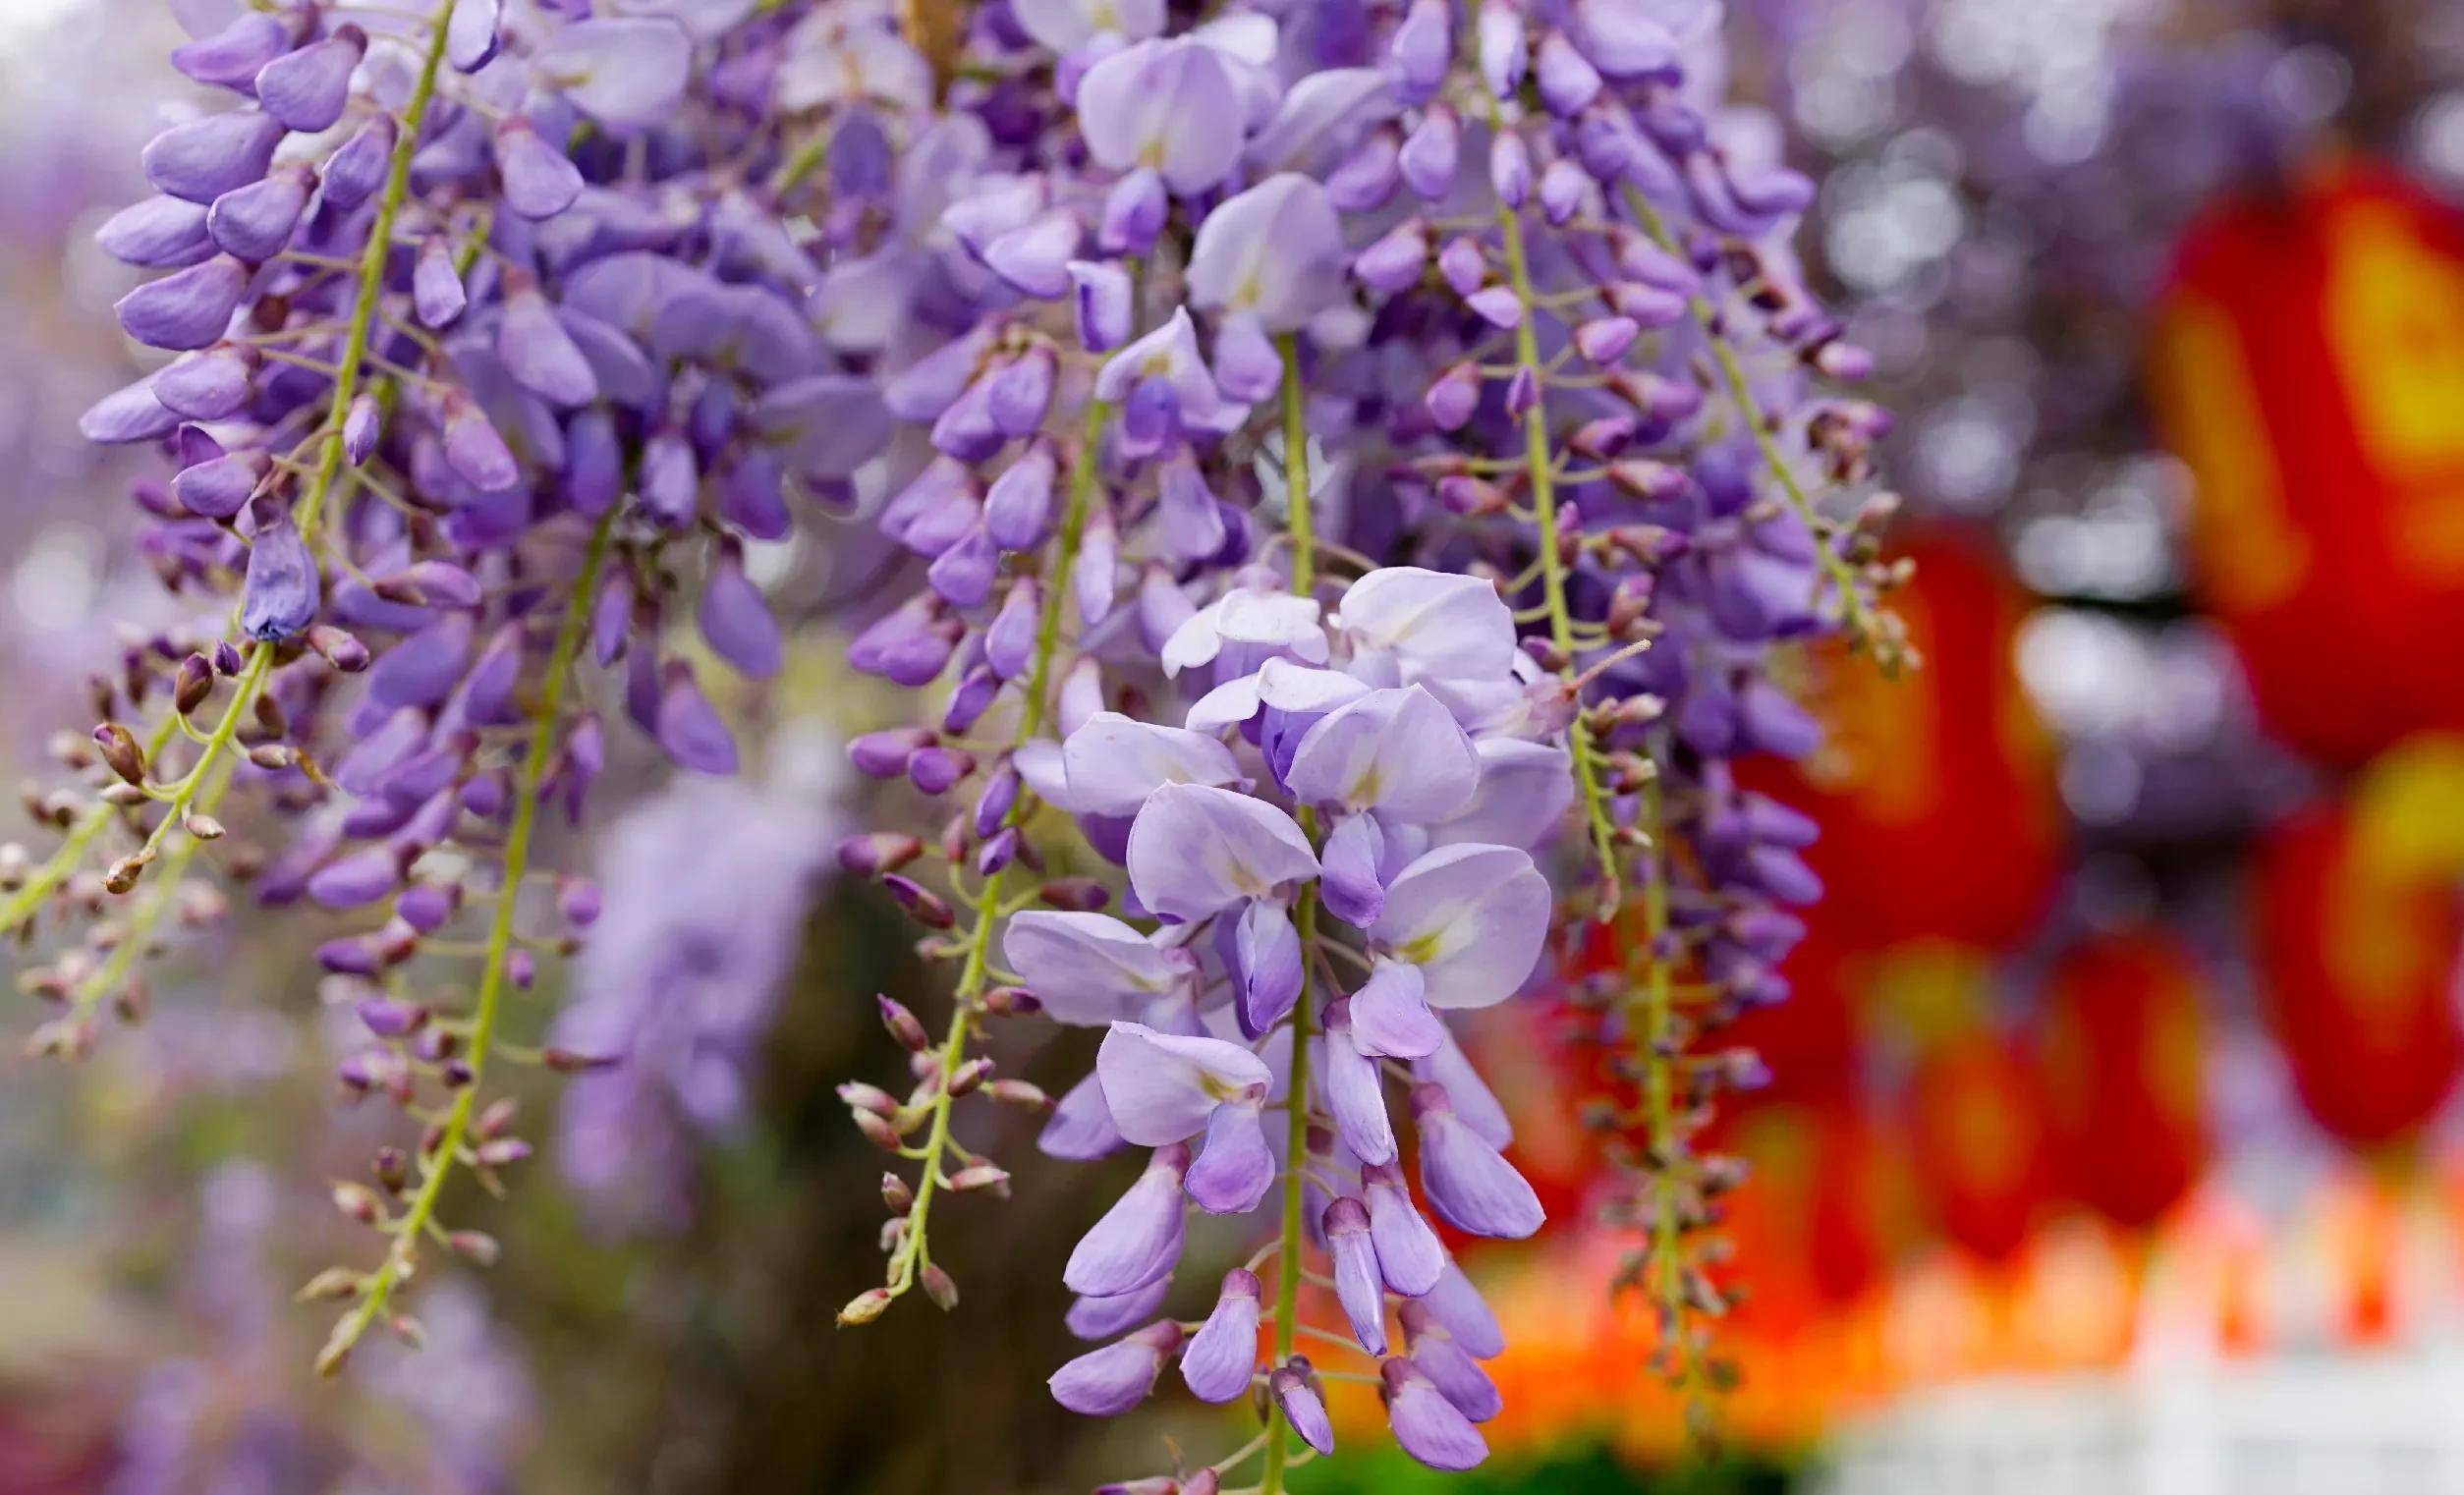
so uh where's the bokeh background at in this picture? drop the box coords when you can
[8,0,2464,1491]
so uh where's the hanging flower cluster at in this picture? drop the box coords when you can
[2,0,1894,1482]
[816,0,1896,1484]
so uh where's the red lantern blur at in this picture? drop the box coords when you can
[1764,526,2062,952]
[2251,799,2464,1149]
[1723,1100,1895,1335]
[1905,1023,2054,1266]
[2036,930,2210,1231]
[2151,157,2464,766]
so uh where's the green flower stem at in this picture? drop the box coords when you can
[1621,187,1878,642]
[1259,338,1318,1495]
[319,507,615,1375]
[1492,199,1624,908]
[1628,755,1689,1349]
[874,399,1113,1310]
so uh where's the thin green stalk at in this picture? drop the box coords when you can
[1259,348,1318,1495]
[1492,202,1623,909]
[299,1,460,548]
[1628,761,1688,1350]
[319,508,614,1375]
[1277,337,1316,594]
[876,400,1113,1307]
[1621,188,1878,642]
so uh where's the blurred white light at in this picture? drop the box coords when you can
[2414,91,2464,188]
[12,523,101,632]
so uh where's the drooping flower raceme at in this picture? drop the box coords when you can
[1,0,1895,1482]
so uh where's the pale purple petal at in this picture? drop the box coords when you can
[1187,173,1346,333]
[1063,1143,1189,1297]
[1350,960,1444,1060]
[1412,1086,1542,1239]
[1285,686,1481,823]
[1005,912,1189,1025]
[1324,1196,1387,1354]
[1048,1322,1180,1415]
[1232,898,1304,1036]
[1364,1161,1444,1295]
[1185,1099,1274,1214]
[1066,1276,1170,1340]
[532,18,693,124]
[1320,1010,1397,1166]
[1060,712,1245,817]
[1041,1069,1128,1160]
[1096,1022,1269,1146]
[1333,567,1518,682]
[1382,1358,1489,1470]
[1370,844,1551,1009]
[1126,783,1317,923]
[1180,1268,1263,1403]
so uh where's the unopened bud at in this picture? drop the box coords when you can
[838,1080,898,1115]
[881,1172,915,1213]
[295,1267,364,1302]
[838,1288,893,1326]
[877,995,930,1052]
[541,1046,618,1074]
[986,1079,1051,1111]
[880,874,955,929]
[332,1182,384,1225]
[980,985,1041,1018]
[181,811,225,841]
[173,653,213,714]
[476,1096,519,1138]
[922,1263,960,1311]
[853,1109,905,1151]
[948,1164,1010,1193]
[307,625,369,672]
[92,724,145,787]
[836,832,924,877]
[1038,877,1110,912]
[947,1057,993,1097]
[446,1230,500,1266]
[247,744,298,770]
[474,1137,531,1168]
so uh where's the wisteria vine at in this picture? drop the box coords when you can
[3,0,1895,1483]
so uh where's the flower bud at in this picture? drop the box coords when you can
[922,1263,960,1311]
[879,874,955,929]
[876,995,930,1051]
[91,724,146,786]
[838,1288,894,1326]
[837,832,924,877]
[332,1182,384,1225]
[881,1172,915,1213]
[948,1164,1010,1193]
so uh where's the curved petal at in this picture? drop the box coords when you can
[1285,686,1480,822]
[1127,783,1318,922]
[1004,911,1189,1024]
[1332,567,1518,682]
[1062,711,1245,816]
[1370,844,1551,1008]
[1185,1100,1275,1213]
[1097,1021,1271,1145]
